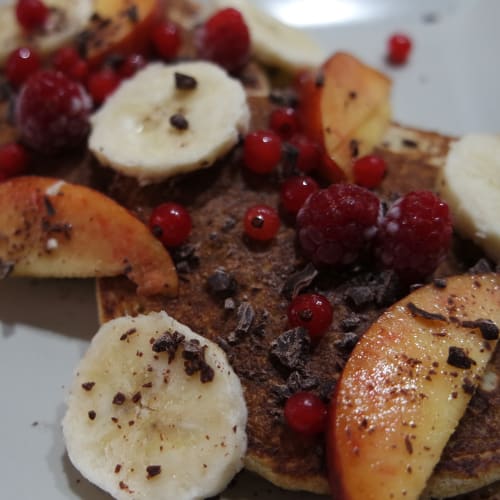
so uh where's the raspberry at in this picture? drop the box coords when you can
[376,191,452,282]
[296,183,381,267]
[16,70,92,154]
[196,8,250,73]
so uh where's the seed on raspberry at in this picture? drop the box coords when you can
[288,293,332,341]
[152,20,182,61]
[15,0,49,31]
[243,130,282,174]
[296,183,381,267]
[0,142,29,181]
[244,204,280,241]
[5,46,41,86]
[280,175,319,215]
[284,391,327,436]
[375,191,452,282]
[195,7,250,74]
[149,202,192,248]
[16,70,92,154]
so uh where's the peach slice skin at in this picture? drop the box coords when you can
[329,273,500,500]
[0,176,178,296]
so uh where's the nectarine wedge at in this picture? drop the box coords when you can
[297,52,391,181]
[78,0,165,67]
[0,176,178,296]
[329,273,500,500]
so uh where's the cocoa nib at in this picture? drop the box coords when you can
[81,382,95,391]
[207,268,237,298]
[146,465,161,479]
[112,392,126,405]
[407,302,447,322]
[174,72,198,90]
[182,339,215,383]
[461,319,499,341]
[281,263,318,300]
[152,331,185,362]
[447,346,475,369]
[270,327,310,371]
[227,302,255,344]
[0,259,15,279]
[169,113,189,130]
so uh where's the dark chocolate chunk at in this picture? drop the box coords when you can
[0,259,15,279]
[340,315,362,332]
[88,410,96,420]
[344,285,375,308]
[281,263,318,300]
[174,72,198,90]
[207,268,237,298]
[112,392,126,405]
[152,331,185,362]
[286,371,319,392]
[375,270,403,306]
[270,327,310,371]
[468,258,493,274]
[146,465,161,478]
[227,302,255,344]
[402,138,418,148]
[433,278,447,289]
[461,319,499,341]
[132,392,142,403]
[182,339,215,383]
[81,382,95,391]
[335,331,359,351]
[407,302,447,322]
[447,346,475,369]
[170,113,189,130]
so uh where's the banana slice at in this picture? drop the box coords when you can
[210,0,325,72]
[0,0,93,67]
[63,311,247,500]
[88,61,250,183]
[437,134,500,262]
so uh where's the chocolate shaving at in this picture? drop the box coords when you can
[344,285,375,308]
[335,331,359,351]
[0,259,14,279]
[286,371,319,393]
[270,327,310,371]
[146,465,161,479]
[447,346,475,369]
[375,270,403,306]
[81,382,95,391]
[407,302,447,322]
[182,339,214,383]
[461,319,499,341]
[468,258,493,274]
[120,328,137,341]
[227,302,255,344]
[405,435,413,454]
[207,268,237,298]
[174,72,198,90]
[152,331,185,362]
[112,392,126,405]
[170,113,189,130]
[281,263,318,300]
[132,392,142,403]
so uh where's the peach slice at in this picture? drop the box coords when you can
[329,273,500,500]
[0,176,178,296]
[78,0,165,67]
[296,52,392,181]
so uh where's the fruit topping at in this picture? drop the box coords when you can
[243,204,280,241]
[296,183,381,267]
[0,143,29,181]
[280,175,319,215]
[5,46,41,86]
[287,134,321,174]
[243,129,282,174]
[387,33,412,65]
[353,154,386,189]
[149,202,192,248]
[86,67,121,105]
[16,69,92,154]
[269,107,299,140]
[52,46,89,82]
[376,191,452,282]
[284,391,327,436]
[287,293,333,341]
[195,7,250,74]
[15,0,49,31]
[118,53,147,78]
[151,20,182,61]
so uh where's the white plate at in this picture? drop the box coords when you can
[1,1,499,499]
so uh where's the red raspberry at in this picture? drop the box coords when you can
[376,191,452,282]
[16,70,92,154]
[296,183,381,267]
[196,8,250,73]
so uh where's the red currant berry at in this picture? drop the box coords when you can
[16,70,92,154]
[52,46,88,82]
[269,107,299,140]
[149,202,192,248]
[0,143,29,181]
[152,21,181,61]
[284,391,327,436]
[376,191,452,282]
[243,204,280,241]
[353,154,387,189]
[119,53,147,78]
[288,134,321,173]
[243,130,282,174]
[296,183,381,267]
[288,293,332,341]
[196,7,250,73]
[280,175,319,215]
[5,46,41,86]
[387,33,412,65]
[87,68,121,105]
[15,0,49,31]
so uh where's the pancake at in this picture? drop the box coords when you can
[93,113,500,497]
